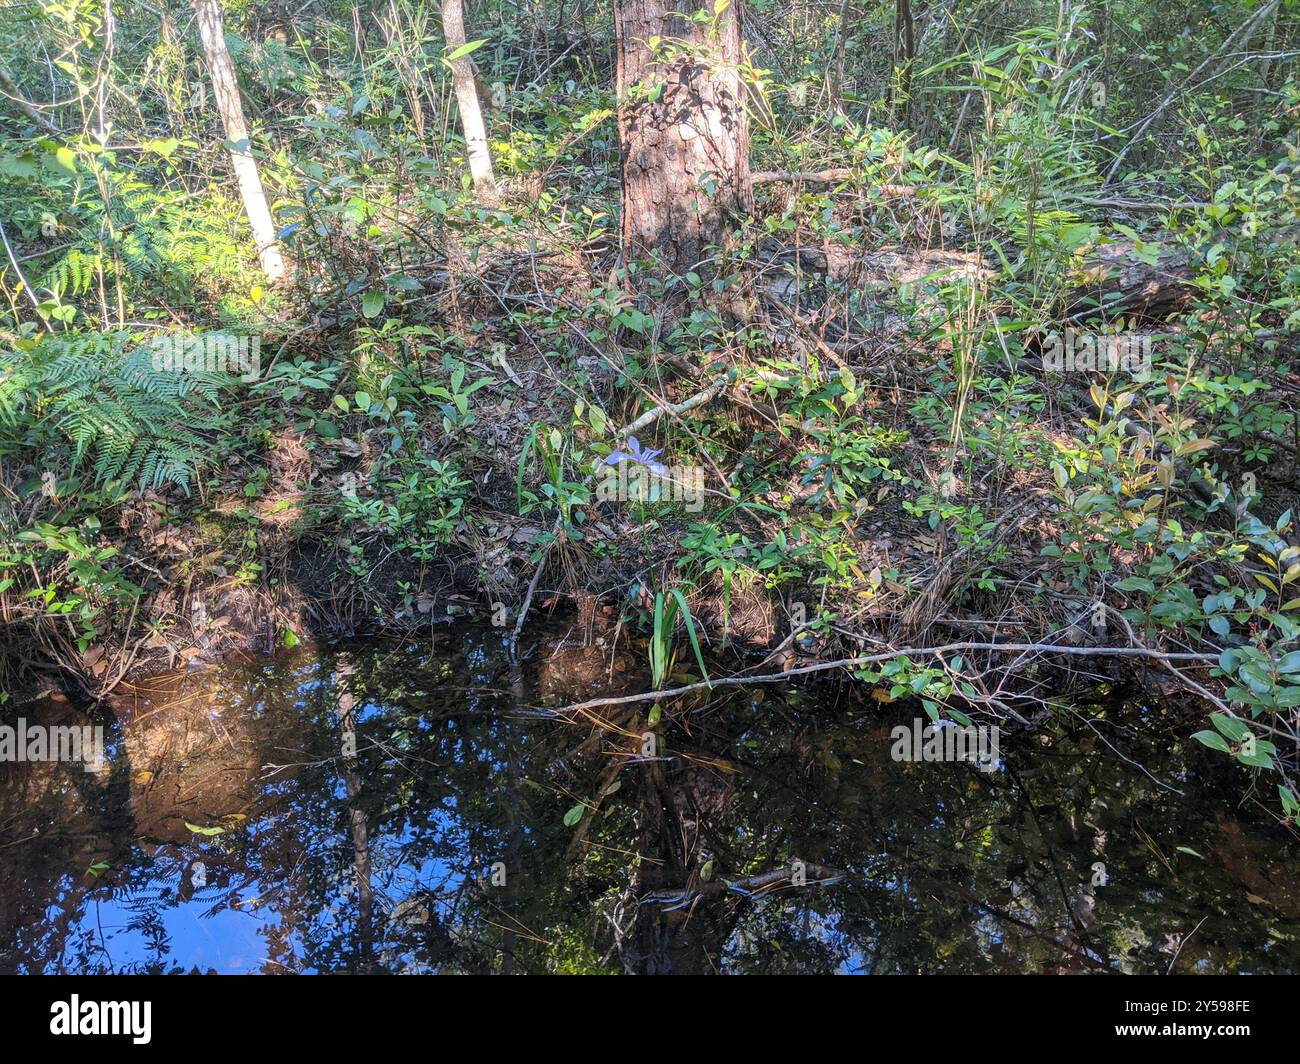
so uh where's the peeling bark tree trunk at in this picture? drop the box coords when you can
[442,0,498,206]
[193,0,287,283]
[616,0,751,295]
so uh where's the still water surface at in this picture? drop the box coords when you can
[2,627,1298,973]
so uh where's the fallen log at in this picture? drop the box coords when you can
[1067,241,1195,317]
[760,238,1196,319]
[752,168,916,197]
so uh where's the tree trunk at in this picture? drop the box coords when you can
[442,0,498,206]
[616,0,751,295]
[193,0,287,283]
[894,0,914,111]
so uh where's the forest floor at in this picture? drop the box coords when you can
[19,187,1298,748]
[4,23,1299,824]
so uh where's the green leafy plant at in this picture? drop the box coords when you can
[0,331,230,494]
[647,587,710,691]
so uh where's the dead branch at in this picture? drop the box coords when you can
[544,640,1221,717]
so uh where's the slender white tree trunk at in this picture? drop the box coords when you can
[193,0,287,282]
[442,0,498,206]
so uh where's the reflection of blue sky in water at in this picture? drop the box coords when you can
[65,887,286,973]
[3,629,1300,974]
[32,752,475,973]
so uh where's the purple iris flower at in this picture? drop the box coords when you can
[605,435,666,475]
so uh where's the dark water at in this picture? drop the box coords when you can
[2,626,1298,974]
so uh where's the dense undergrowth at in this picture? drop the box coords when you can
[1,0,1299,823]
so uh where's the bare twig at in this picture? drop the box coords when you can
[544,640,1220,716]
[1104,0,1280,182]
[0,62,59,132]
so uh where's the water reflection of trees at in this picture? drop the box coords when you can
[1,629,1298,973]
